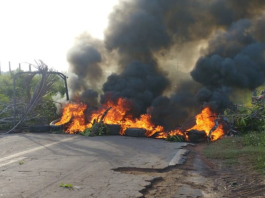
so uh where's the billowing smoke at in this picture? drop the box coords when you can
[191,16,265,111]
[63,0,265,129]
[105,0,171,66]
[68,44,102,83]
[66,35,102,105]
[102,61,169,115]
[150,79,202,130]
[196,87,232,112]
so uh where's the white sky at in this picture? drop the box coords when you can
[0,0,118,72]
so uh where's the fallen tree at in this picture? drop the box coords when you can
[1,61,68,134]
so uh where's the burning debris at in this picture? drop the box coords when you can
[54,0,265,142]
[55,100,225,142]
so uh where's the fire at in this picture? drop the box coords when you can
[152,129,185,139]
[56,99,224,141]
[55,103,89,134]
[188,107,224,141]
[89,98,165,136]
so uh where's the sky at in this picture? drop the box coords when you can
[0,0,118,72]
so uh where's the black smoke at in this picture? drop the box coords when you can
[105,0,171,65]
[191,17,265,111]
[64,0,265,130]
[196,88,232,112]
[66,34,104,105]
[149,79,202,130]
[102,61,169,116]
[67,44,102,81]
[79,89,99,107]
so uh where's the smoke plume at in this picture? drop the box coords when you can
[64,0,265,129]
[191,16,265,111]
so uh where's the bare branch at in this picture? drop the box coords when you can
[4,61,58,134]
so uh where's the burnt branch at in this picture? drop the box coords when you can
[90,107,112,136]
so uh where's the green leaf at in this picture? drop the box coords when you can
[240,117,246,126]
[81,128,91,136]
[60,183,73,188]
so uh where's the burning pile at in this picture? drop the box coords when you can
[53,0,265,143]
[55,103,87,133]
[55,98,225,142]
[187,108,224,141]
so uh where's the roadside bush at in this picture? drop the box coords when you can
[224,104,265,133]
[243,132,265,147]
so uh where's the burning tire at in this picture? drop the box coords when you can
[29,125,50,133]
[124,128,146,137]
[187,130,206,143]
[106,124,121,135]
[50,119,63,131]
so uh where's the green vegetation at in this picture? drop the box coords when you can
[166,135,185,142]
[224,104,265,133]
[81,123,110,136]
[203,133,265,173]
[19,161,24,165]
[0,69,66,130]
[204,90,265,173]
[243,132,265,147]
[81,128,91,137]
[59,183,73,189]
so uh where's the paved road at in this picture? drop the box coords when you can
[0,133,188,198]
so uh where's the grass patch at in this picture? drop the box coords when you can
[19,161,24,165]
[203,134,265,173]
[243,131,265,147]
[59,183,73,189]
[223,158,238,166]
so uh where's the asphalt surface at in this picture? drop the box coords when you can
[0,133,188,198]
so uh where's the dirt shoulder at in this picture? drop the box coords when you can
[201,138,265,198]
[142,142,265,198]
[143,144,219,198]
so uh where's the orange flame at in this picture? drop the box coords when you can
[89,98,164,136]
[55,103,89,134]
[56,99,224,141]
[188,107,224,141]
